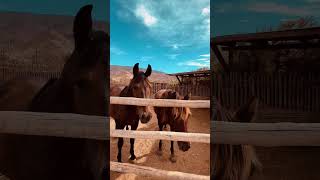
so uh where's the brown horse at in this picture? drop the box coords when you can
[154,89,192,163]
[110,63,153,162]
[211,97,262,180]
[0,4,108,180]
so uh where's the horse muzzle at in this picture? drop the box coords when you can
[178,141,190,152]
[140,112,152,124]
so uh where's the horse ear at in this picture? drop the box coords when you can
[145,64,152,77]
[133,63,139,77]
[233,97,258,123]
[73,4,93,50]
[184,92,191,100]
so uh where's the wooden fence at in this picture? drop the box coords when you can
[0,69,210,98]
[2,96,320,179]
[0,97,211,180]
[0,67,61,80]
[152,82,210,97]
[213,72,320,112]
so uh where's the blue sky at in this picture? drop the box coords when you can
[110,0,210,73]
[0,0,109,21]
[212,0,320,36]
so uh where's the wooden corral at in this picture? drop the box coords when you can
[212,28,320,179]
[213,72,320,112]
[211,27,320,112]
[152,82,210,97]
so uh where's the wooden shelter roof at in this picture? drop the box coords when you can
[168,70,211,85]
[211,27,320,71]
[211,27,320,45]
[168,70,211,77]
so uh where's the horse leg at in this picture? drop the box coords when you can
[157,124,164,156]
[169,141,177,163]
[116,122,125,162]
[129,122,139,161]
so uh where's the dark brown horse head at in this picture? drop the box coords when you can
[169,91,192,152]
[127,63,153,123]
[59,4,109,116]
[212,97,262,180]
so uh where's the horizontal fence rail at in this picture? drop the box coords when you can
[0,111,210,143]
[111,129,210,143]
[212,121,320,146]
[0,111,108,140]
[110,96,210,108]
[111,162,210,180]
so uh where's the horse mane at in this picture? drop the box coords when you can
[212,102,262,180]
[161,90,191,121]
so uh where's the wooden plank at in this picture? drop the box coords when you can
[110,162,210,180]
[221,42,320,50]
[0,111,108,140]
[212,27,320,45]
[212,121,320,146]
[212,45,229,72]
[110,97,210,108]
[110,129,210,143]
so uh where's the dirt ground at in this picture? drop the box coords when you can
[110,108,210,180]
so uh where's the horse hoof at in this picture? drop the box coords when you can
[156,150,163,156]
[117,156,122,163]
[169,156,177,163]
[129,155,136,160]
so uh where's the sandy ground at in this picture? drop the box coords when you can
[110,108,210,180]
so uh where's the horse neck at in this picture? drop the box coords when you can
[30,78,74,113]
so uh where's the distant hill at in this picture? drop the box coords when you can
[0,11,109,69]
[110,65,177,85]
[0,11,175,84]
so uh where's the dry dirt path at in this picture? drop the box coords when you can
[110,108,210,180]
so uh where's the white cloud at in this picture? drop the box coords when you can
[116,0,210,49]
[111,46,126,55]
[200,54,210,57]
[134,5,158,26]
[178,53,210,68]
[166,54,180,60]
[178,61,209,67]
[202,6,210,16]
[197,58,209,61]
[172,44,179,49]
